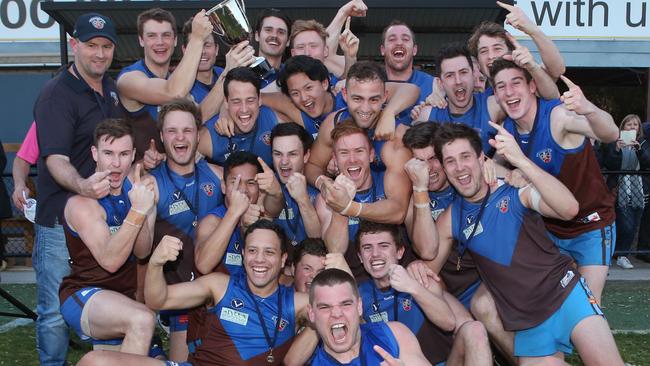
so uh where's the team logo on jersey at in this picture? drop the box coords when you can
[234,241,240,252]
[172,190,182,201]
[497,196,510,213]
[201,183,214,197]
[430,200,438,209]
[371,302,380,313]
[536,148,552,164]
[466,214,475,225]
[231,298,245,309]
[110,91,119,106]
[272,316,289,331]
[88,16,106,29]
[401,298,412,311]
[262,132,272,146]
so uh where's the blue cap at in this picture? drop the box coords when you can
[73,13,117,45]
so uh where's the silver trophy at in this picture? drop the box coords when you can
[206,0,274,79]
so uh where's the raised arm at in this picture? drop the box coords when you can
[503,33,559,100]
[498,1,565,80]
[118,11,212,109]
[305,116,336,186]
[145,235,227,310]
[556,75,618,143]
[489,121,578,220]
[403,158,437,260]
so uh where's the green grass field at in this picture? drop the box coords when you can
[1,281,649,365]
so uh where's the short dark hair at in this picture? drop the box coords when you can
[489,58,532,84]
[402,122,439,150]
[224,67,261,99]
[436,43,473,77]
[355,220,405,252]
[243,219,289,254]
[433,123,483,161]
[223,151,264,180]
[292,238,327,266]
[381,20,416,44]
[271,122,314,153]
[93,118,133,146]
[157,99,202,131]
[467,21,514,58]
[137,8,176,38]
[330,119,372,147]
[277,55,330,96]
[309,268,358,304]
[255,8,291,34]
[182,17,217,46]
[347,61,387,86]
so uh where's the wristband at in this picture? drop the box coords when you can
[412,186,428,192]
[126,209,147,226]
[339,198,354,216]
[413,190,429,202]
[353,202,363,217]
[315,175,327,190]
[414,203,430,209]
[123,219,143,228]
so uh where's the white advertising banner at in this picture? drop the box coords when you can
[506,0,649,40]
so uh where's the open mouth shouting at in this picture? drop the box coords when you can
[391,47,407,61]
[346,166,362,181]
[330,323,348,344]
[370,258,387,272]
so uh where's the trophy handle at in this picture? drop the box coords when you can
[213,22,226,37]
[237,0,245,13]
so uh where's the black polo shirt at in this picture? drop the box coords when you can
[34,66,125,227]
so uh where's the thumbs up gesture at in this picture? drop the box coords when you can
[144,139,165,170]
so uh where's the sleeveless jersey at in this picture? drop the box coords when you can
[503,98,615,238]
[358,280,452,364]
[450,184,579,330]
[151,160,224,284]
[59,179,136,303]
[427,186,481,298]
[274,183,319,257]
[333,109,386,172]
[428,92,497,155]
[309,322,399,366]
[117,60,166,161]
[205,204,245,276]
[391,69,434,127]
[190,67,225,104]
[188,273,296,365]
[207,105,277,166]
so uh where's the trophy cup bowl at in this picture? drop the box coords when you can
[206,0,275,80]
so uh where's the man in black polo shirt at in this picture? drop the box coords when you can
[33,13,124,365]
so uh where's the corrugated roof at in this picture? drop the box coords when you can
[39,0,507,68]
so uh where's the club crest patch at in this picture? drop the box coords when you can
[401,298,412,311]
[536,148,552,164]
[262,132,272,146]
[272,316,290,331]
[201,182,214,197]
[88,16,106,29]
[497,196,510,213]
[231,298,244,309]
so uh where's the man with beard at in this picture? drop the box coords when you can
[314,121,413,279]
[430,123,623,365]
[270,123,321,253]
[198,67,285,167]
[60,119,156,356]
[467,1,564,95]
[491,59,618,304]
[356,221,492,366]
[33,13,123,364]
[308,268,430,365]
[194,151,284,276]
[78,220,312,366]
[148,99,224,361]
[117,8,212,166]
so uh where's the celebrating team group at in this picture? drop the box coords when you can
[31,0,626,365]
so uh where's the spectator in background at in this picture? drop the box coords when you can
[0,141,13,271]
[12,121,38,211]
[603,114,650,269]
[638,121,650,263]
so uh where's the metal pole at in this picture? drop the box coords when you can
[59,23,68,66]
